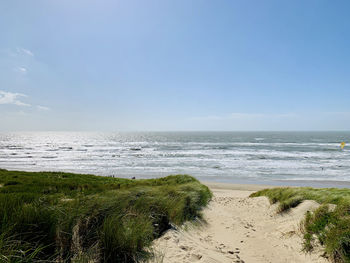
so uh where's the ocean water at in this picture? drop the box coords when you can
[0,132,349,187]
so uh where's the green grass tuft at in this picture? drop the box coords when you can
[251,187,350,263]
[0,169,212,262]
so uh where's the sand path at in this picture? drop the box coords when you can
[151,183,328,263]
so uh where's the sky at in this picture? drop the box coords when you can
[1,0,350,131]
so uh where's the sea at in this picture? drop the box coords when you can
[1,131,350,187]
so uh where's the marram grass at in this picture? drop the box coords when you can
[251,187,350,263]
[0,169,212,262]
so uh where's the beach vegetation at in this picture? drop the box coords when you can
[0,169,212,262]
[251,187,350,263]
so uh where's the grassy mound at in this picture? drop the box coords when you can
[0,169,212,262]
[251,187,350,263]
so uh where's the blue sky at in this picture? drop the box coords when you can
[1,0,350,131]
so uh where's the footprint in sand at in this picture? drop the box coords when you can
[227,249,245,263]
[190,253,202,261]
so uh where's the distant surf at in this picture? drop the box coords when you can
[0,131,349,186]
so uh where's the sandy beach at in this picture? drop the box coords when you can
[151,182,328,263]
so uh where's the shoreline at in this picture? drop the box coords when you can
[198,177,350,189]
[202,181,277,191]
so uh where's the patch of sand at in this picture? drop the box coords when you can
[61,198,74,202]
[150,183,327,263]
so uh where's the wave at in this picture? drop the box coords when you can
[1,132,349,183]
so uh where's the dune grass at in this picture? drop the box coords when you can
[251,187,350,263]
[0,169,212,262]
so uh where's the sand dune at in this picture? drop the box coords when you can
[150,183,327,263]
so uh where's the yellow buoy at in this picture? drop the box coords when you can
[340,142,346,150]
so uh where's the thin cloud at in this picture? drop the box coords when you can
[14,67,27,74]
[0,90,52,111]
[17,47,34,56]
[0,90,31,107]
[37,105,50,111]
